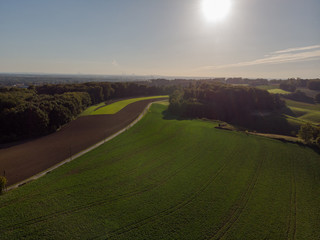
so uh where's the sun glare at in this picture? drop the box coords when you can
[202,0,231,22]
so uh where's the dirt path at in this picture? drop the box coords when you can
[0,98,167,188]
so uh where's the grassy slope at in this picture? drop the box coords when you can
[285,99,320,124]
[81,96,168,116]
[0,103,319,239]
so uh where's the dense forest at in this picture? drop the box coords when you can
[0,82,171,144]
[168,82,291,134]
[169,82,284,120]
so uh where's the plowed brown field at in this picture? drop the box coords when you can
[0,98,166,186]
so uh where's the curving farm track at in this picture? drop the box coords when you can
[0,98,166,187]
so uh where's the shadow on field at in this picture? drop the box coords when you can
[161,109,185,120]
[161,107,320,155]
[235,112,297,136]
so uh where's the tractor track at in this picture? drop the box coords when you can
[90,147,240,240]
[205,145,265,240]
[286,158,297,240]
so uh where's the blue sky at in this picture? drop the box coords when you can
[0,0,319,78]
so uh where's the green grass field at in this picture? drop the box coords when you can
[81,96,168,116]
[285,99,320,124]
[268,88,291,94]
[0,103,319,239]
[256,85,291,95]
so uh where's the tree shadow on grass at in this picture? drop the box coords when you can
[161,109,185,120]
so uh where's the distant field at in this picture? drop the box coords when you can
[285,99,320,124]
[257,85,291,94]
[81,96,168,116]
[268,88,291,94]
[0,103,319,239]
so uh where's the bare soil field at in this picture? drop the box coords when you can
[0,98,166,186]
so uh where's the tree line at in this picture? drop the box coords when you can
[0,82,171,143]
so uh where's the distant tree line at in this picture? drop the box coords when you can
[0,82,172,143]
[277,78,320,92]
[226,78,269,86]
[168,82,284,122]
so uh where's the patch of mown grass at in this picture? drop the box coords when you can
[0,103,319,239]
[256,85,290,94]
[268,88,291,94]
[82,96,168,116]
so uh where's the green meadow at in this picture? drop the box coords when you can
[80,95,168,116]
[0,102,319,239]
[285,99,320,124]
[268,88,291,94]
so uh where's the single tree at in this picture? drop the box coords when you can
[298,123,319,143]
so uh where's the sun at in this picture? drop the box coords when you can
[202,0,231,22]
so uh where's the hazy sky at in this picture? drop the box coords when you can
[0,0,319,78]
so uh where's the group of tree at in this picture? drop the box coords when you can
[307,80,320,91]
[283,90,314,103]
[168,82,284,123]
[0,87,91,143]
[0,82,173,143]
[298,123,320,147]
[279,82,296,92]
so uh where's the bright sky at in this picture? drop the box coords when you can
[0,0,319,79]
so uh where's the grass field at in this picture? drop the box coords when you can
[0,103,319,239]
[81,96,168,116]
[256,85,291,95]
[268,88,291,94]
[285,99,320,124]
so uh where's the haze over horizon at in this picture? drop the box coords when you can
[0,0,319,79]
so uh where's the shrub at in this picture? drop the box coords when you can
[0,176,7,194]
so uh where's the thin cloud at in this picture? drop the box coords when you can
[112,60,119,67]
[200,45,320,70]
[273,45,320,54]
